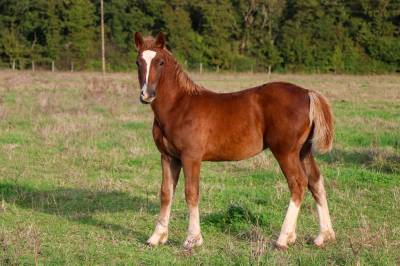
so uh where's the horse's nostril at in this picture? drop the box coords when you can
[140,90,145,97]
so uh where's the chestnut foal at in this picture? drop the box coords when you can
[134,32,335,250]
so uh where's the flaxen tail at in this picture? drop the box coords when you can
[308,91,334,154]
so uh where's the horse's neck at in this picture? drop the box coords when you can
[151,63,206,124]
[151,75,186,123]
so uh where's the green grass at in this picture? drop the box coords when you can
[0,71,399,265]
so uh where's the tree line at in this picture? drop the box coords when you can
[0,0,399,73]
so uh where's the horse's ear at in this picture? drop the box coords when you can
[155,32,166,49]
[135,32,144,50]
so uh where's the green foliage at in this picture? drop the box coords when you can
[0,0,399,72]
[162,1,197,63]
[331,46,344,73]
[46,0,63,61]
[64,0,97,69]
[232,54,256,72]
[0,28,26,63]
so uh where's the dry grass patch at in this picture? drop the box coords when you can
[0,71,399,265]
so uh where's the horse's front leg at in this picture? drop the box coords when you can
[147,154,181,246]
[182,156,203,250]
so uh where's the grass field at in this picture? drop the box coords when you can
[0,70,399,265]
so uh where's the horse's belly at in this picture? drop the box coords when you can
[204,135,264,161]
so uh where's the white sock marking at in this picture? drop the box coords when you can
[147,174,173,245]
[277,199,300,246]
[188,205,200,236]
[315,177,333,233]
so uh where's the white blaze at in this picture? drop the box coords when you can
[141,50,157,96]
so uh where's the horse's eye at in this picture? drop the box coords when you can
[159,60,164,66]
[136,60,140,66]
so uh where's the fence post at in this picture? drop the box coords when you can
[199,63,203,74]
[12,59,16,71]
[71,62,74,72]
[32,60,35,72]
[52,61,55,72]
[216,65,219,73]
[267,65,272,80]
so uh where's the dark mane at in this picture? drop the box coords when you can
[173,63,205,95]
[160,49,205,95]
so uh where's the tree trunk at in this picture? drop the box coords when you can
[268,3,273,74]
[100,0,106,75]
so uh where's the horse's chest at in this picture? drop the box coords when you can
[152,123,179,157]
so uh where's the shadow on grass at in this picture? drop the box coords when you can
[202,204,269,233]
[0,182,157,242]
[201,204,283,248]
[319,148,400,174]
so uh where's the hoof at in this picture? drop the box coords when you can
[183,234,203,250]
[287,232,297,245]
[275,241,288,250]
[314,230,335,247]
[275,231,296,250]
[146,231,168,247]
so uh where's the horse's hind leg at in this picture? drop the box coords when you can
[274,151,308,249]
[147,154,181,246]
[301,152,335,247]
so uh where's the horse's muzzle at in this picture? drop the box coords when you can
[139,97,149,104]
[140,86,156,104]
[140,95,155,104]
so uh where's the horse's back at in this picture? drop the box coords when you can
[195,82,311,161]
[256,81,309,101]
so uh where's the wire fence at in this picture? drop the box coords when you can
[0,58,267,74]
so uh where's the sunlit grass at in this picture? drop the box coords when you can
[0,71,399,265]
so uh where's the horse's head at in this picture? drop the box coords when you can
[134,32,167,104]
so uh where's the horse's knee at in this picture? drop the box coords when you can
[292,182,307,205]
[185,186,199,205]
[160,188,171,205]
[285,177,307,206]
[308,176,326,204]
